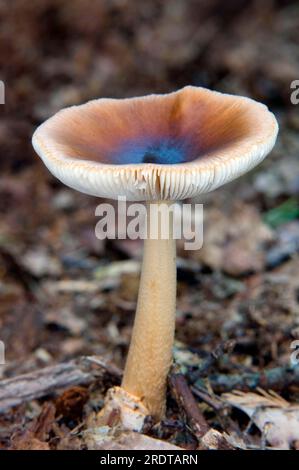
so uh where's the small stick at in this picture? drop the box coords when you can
[169,373,235,450]
[189,340,236,382]
[191,385,223,411]
[0,356,120,413]
[206,364,299,394]
[169,372,209,439]
[84,356,122,378]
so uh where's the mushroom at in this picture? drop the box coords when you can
[32,86,278,422]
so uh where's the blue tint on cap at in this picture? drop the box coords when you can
[111,138,187,165]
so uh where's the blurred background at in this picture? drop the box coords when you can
[0,0,299,444]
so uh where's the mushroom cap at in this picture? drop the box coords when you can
[32,86,278,201]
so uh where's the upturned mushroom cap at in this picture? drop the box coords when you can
[32,86,278,201]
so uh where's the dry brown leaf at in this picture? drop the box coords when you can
[10,402,56,450]
[55,386,89,421]
[223,390,299,449]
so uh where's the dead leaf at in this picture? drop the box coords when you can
[10,402,56,450]
[55,386,89,421]
[223,390,299,449]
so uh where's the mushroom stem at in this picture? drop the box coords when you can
[122,200,176,420]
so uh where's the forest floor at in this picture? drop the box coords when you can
[0,0,299,450]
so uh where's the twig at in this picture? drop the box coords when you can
[169,374,235,450]
[0,356,120,413]
[189,340,235,383]
[191,385,223,411]
[201,364,299,394]
[169,372,210,439]
[84,356,122,378]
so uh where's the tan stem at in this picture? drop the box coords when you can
[122,201,176,419]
